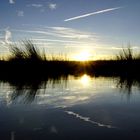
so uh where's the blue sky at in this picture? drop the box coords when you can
[0,0,140,59]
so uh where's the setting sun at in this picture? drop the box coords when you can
[73,51,91,61]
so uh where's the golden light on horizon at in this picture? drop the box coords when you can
[73,50,91,61]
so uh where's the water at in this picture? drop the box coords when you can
[0,74,140,140]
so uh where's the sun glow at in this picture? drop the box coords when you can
[80,74,90,86]
[73,50,91,61]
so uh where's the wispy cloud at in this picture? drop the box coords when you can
[17,11,24,17]
[5,28,12,44]
[27,4,43,8]
[9,0,15,4]
[64,7,122,22]
[47,26,98,40]
[48,3,57,10]
[12,26,99,51]
[31,38,82,44]
[0,28,12,46]
[13,26,98,40]
[27,3,45,13]
[13,29,58,37]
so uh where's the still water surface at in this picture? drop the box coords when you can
[0,74,140,139]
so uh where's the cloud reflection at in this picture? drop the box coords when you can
[1,74,139,107]
[65,111,116,129]
[0,75,93,107]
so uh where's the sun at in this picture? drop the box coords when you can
[73,50,91,61]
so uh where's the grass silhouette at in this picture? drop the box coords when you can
[116,45,133,61]
[0,40,140,81]
[9,40,44,62]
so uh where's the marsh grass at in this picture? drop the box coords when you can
[0,40,85,82]
[116,44,140,61]
[0,41,140,82]
[116,47,133,61]
[9,40,45,62]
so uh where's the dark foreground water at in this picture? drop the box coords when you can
[0,75,140,140]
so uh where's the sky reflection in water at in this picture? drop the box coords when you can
[0,74,140,107]
[1,75,140,139]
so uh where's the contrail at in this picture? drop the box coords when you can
[64,7,122,22]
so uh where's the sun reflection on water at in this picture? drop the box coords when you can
[80,74,91,87]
